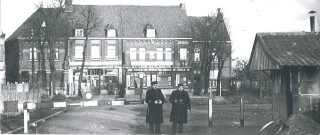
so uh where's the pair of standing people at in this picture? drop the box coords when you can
[145,81,191,134]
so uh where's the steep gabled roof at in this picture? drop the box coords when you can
[249,32,320,71]
[105,23,116,30]
[7,4,191,41]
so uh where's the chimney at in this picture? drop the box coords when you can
[217,8,221,13]
[180,3,185,10]
[65,0,73,13]
[309,10,316,32]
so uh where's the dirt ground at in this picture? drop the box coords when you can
[20,98,273,134]
[132,99,272,135]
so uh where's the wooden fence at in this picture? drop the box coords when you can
[0,83,46,115]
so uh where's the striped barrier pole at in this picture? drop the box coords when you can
[208,86,213,127]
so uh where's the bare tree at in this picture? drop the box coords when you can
[36,0,66,95]
[77,5,101,98]
[27,9,48,90]
[190,9,232,95]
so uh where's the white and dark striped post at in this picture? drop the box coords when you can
[240,97,244,127]
[208,85,213,127]
[23,102,30,134]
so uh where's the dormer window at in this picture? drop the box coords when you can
[105,24,117,37]
[75,29,84,37]
[144,23,156,38]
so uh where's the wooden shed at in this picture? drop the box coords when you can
[249,32,320,119]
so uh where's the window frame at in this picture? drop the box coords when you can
[107,46,116,59]
[157,48,163,61]
[75,29,84,37]
[194,48,200,61]
[146,29,156,38]
[139,48,146,61]
[165,48,172,61]
[130,48,137,61]
[180,48,187,60]
[29,47,37,60]
[75,46,84,59]
[107,29,116,37]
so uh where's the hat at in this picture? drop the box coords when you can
[178,83,183,87]
[151,81,158,85]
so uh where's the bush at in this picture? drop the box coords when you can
[41,94,51,102]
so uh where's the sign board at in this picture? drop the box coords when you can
[4,100,18,112]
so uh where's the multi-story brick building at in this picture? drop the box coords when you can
[5,0,232,95]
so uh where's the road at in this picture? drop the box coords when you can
[31,100,272,134]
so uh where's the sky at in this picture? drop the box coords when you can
[1,0,320,60]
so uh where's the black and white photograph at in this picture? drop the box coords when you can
[0,0,320,134]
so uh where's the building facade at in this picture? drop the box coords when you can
[5,1,232,95]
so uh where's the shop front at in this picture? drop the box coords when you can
[68,67,121,95]
[125,68,191,90]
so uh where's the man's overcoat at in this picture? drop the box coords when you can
[169,90,191,123]
[145,88,165,124]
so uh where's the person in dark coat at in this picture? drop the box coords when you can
[169,83,191,134]
[145,81,165,134]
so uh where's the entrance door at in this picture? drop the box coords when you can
[282,69,293,117]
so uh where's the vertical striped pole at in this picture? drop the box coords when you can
[208,97,213,127]
[240,97,244,127]
[24,109,29,133]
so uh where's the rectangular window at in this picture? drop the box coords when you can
[180,48,187,60]
[149,52,155,60]
[75,29,84,37]
[130,48,137,60]
[107,46,116,59]
[147,29,155,38]
[139,48,146,61]
[165,48,172,60]
[91,46,100,59]
[212,53,218,62]
[157,48,163,60]
[53,48,58,60]
[91,40,101,59]
[210,70,219,80]
[75,46,83,59]
[195,48,200,61]
[29,47,37,60]
[107,30,116,37]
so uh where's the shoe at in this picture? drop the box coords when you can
[179,131,184,134]
[155,131,163,134]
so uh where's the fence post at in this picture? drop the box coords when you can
[24,102,29,134]
[240,97,244,127]
[208,85,213,127]
[208,98,213,127]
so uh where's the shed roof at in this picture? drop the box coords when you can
[249,32,320,71]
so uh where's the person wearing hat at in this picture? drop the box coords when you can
[145,81,165,134]
[169,83,191,134]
